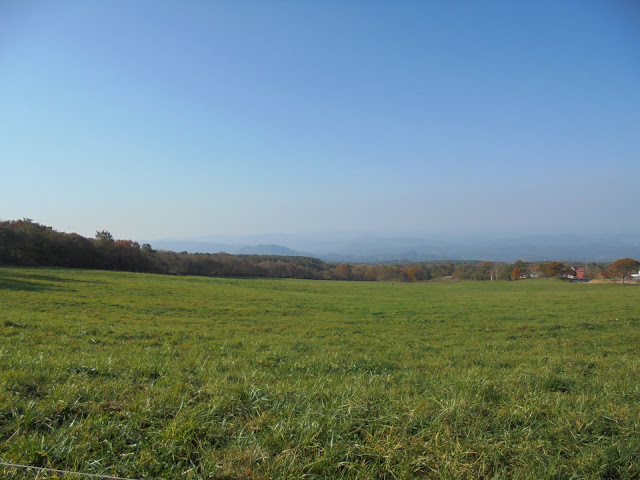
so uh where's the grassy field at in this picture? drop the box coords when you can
[1,267,639,479]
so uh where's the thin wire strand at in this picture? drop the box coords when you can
[0,461,140,480]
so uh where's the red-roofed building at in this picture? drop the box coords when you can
[573,267,586,279]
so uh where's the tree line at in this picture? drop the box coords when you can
[0,220,325,279]
[1,220,637,283]
[0,220,455,280]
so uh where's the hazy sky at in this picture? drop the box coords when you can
[2,1,639,241]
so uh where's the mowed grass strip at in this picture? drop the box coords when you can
[0,267,639,479]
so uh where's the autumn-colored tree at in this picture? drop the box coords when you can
[405,266,421,282]
[608,257,640,285]
[347,265,366,281]
[511,260,529,279]
[364,268,379,281]
[584,263,604,280]
[334,263,353,280]
[489,262,501,280]
[476,261,493,280]
[510,263,524,280]
[379,266,398,282]
[539,261,572,278]
[115,239,140,249]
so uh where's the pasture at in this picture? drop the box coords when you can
[0,267,639,479]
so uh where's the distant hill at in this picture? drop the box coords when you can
[150,241,239,254]
[150,240,308,256]
[320,251,450,263]
[237,244,305,256]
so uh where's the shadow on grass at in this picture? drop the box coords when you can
[0,268,104,292]
[0,276,52,292]
[8,270,102,283]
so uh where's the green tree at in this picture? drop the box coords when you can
[498,264,513,281]
[452,264,475,280]
[141,243,155,255]
[95,230,114,244]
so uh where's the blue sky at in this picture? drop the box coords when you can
[2,1,639,241]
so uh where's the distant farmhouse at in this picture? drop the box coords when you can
[568,267,586,280]
[527,264,585,280]
[528,264,541,278]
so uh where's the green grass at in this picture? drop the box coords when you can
[1,267,639,479]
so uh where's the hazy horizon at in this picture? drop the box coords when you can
[146,230,640,264]
[2,1,639,241]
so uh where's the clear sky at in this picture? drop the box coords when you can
[2,1,639,241]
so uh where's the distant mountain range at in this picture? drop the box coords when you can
[151,241,310,257]
[149,233,640,263]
